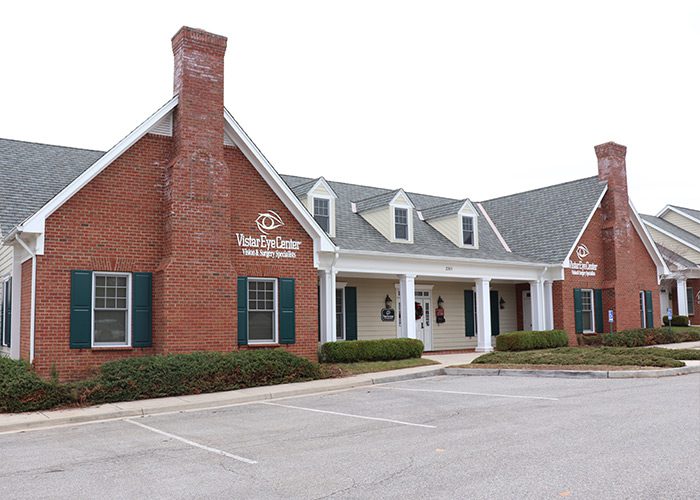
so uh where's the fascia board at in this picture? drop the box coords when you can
[20,96,180,239]
[389,189,415,209]
[309,177,338,199]
[562,185,608,267]
[224,109,336,253]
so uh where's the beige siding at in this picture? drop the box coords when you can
[310,183,333,198]
[361,207,392,241]
[0,243,11,277]
[347,277,517,350]
[662,211,700,237]
[648,227,700,264]
[428,215,460,247]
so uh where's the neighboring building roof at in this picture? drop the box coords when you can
[282,174,548,263]
[290,177,320,197]
[657,243,699,271]
[421,199,472,221]
[669,205,700,223]
[353,189,407,213]
[479,176,608,264]
[0,138,105,236]
[641,214,700,250]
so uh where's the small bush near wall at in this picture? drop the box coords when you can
[495,330,569,351]
[602,328,700,347]
[576,334,603,347]
[602,330,646,347]
[319,338,424,363]
[662,315,690,327]
[0,358,71,413]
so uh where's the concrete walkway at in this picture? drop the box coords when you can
[653,340,700,350]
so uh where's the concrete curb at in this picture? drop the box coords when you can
[445,365,700,379]
[0,367,445,434]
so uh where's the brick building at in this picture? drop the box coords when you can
[0,27,669,380]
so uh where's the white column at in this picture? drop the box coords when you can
[10,245,22,359]
[529,280,546,331]
[475,278,493,352]
[676,278,688,316]
[544,280,554,330]
[399,274,417,339]
[319,269,337,343]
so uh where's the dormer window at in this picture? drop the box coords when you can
[394,208,409,240]
[313,198,330,233]
[462,216,474,246]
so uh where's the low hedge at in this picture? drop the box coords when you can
[319,338,424,363]
[662,315,690,327]
[600,328,700,347]
[495,330,569,351]
[0,357,71,413]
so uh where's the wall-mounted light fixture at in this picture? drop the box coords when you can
[385,295,393,309]
[437,296,444,308]
[499,297,506,310]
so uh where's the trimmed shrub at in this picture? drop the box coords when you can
[0,357,72,413]
[495,330,569,351]
[319,338,424,363]
[81,349,320,405]
[576,333,603,346]
[662,315,690,327]
[602,329,646,347]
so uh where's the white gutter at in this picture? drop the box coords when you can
[15,233,36,364]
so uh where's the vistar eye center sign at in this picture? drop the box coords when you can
[236,210,302,259]
[569,242,598,277]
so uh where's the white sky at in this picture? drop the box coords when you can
[1,1,698,214]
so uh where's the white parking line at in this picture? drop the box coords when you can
[259,401,437,428]
[374,386,559,401]
[126,418,257,464]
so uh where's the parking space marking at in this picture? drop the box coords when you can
[374,386,559,401]
[259,401,437,428]
[126,418,257,464]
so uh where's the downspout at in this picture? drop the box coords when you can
[15,233,37,364]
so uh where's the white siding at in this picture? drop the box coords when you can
[0,243,11,278]
[348,277,517,350]
[361,207,392,242]
[648,227,700,264]
[310,183,333,198]
[662,211,700,238]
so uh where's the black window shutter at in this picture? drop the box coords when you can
[3,278,11,347]
[279,278,295,344]
[594,289,604,333]
[645,290,654,328]
[70,270,93,349]
[132,273,152,347]
[237,277,248,346]
[464,290,475,337]
[573,288,583,334]
[490,290,500,336]
[345,287,358,340]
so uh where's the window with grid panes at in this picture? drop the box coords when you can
[248,279,277,342]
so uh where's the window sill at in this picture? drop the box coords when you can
[245,343,281,348]
[91,346,135,351]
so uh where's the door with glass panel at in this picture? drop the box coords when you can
[415,291,432,351]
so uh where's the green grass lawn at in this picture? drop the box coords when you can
[471,347,700,369]
[320,358,439,378]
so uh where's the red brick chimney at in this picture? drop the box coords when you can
[158,27,234,353]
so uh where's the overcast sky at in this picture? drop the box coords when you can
[1,1,697,215]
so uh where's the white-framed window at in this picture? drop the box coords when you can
[581,289,594,333]
[335,287,345,340]
[688,287,695,316]
[640,291,647,328]
[248,278,278,344]
[1,277,11,348]
[313,197,331,233]
[92,272,131,347]
[462,216,475,246]
[394,207,409,240]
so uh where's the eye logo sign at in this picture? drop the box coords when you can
[575,243,590,261]
[256,210,284,235]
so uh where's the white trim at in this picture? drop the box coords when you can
[307,177,338,200]
[17,97,179,249]
[643,219,700,254]
[477,202,512,252]
[91,272,132,348]
[389,189,416,209]
[311,194,335,237]
[580,288,595,334]
[460,214,478,249]
[562,185,608,266]
[392,205,413,243]
[657,205,700,226]
[246,277,279,345]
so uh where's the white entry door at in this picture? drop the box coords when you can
[522,290,533,331]
[415,292,432,351]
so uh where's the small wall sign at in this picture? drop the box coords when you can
[381,308,395,322]
[608,310,614,323]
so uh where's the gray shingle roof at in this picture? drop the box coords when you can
[670,205,700,223]
[290,177,320,197]
[282,174,549,263]
[656,243,699,271]
[641,214,700,250]
[421,199,470,221]
[479,176,608,264]
[0,138,105,236]
[353,189,407,213]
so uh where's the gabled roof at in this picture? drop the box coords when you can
[641,214,700,251]
[282,174,546,263]
[0,139,105,236]
[657,243,699,271]
[479,176,608,263]
[290,176,338,199]
[421,199,476,221]
[673,205,700,222]
[353,188,414,213]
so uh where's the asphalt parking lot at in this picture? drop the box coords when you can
[1,374,699,499]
